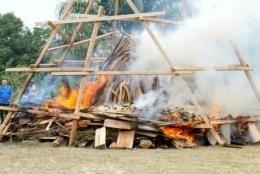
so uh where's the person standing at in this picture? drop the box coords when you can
[0,79,13,123]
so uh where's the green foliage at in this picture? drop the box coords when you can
[0,12,52,98]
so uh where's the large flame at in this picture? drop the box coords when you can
[45,75,108,110]
[160,127,195,142]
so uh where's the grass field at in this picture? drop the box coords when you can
[0,141,260,174]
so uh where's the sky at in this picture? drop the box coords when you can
[0,0,60,29]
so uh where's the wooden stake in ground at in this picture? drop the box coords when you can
[69,119,78,146]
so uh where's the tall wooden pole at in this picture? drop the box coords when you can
[126,0,223,145]
[230,41,260,105]
[182,0,187,20]
[111,0,119,49]
[74,6,104,113]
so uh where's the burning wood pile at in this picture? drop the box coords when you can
[1,34,260,149]
[1,0,260,150]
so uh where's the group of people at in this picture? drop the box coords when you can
[0,79,37,124]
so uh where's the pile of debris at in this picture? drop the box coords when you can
[1,31,260,149]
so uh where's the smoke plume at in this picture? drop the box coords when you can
[131,0,260,117]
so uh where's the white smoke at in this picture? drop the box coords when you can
[131,0,260,116]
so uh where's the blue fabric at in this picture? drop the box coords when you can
[0,86,13,105]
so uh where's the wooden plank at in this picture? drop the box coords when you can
[6,67,95,72]
[192,124,213,128]
[173,66,253,71]
[182,0,187,20]
[47,21,71,43]
[74,6,104,113]
[46,33,112,52]
[14,0,75,103]
[111,0,119,47]
[0,112,13,134]
[247,122,260,143]
[74,111,106,120]
[138,124,162,132]
[109,142,117,149]
[139,139,155,149]
[69,119,78,146]
[220,124,231,144]
[52,58,107,64]
[117,131,135,149]
[51,71,191,76]
[139,17,186,25]
[36,11,166,26]
[205,129,217,145]
[176,75,224,145]
[230,41,260,105]
[210,120,239,124]
[255,122,260,133]
[32,64,57,68]
[0,106,80,119]
[95,127,106,149]
[52,136,65,147]
[104,119,134,130]
[135,131,159,138]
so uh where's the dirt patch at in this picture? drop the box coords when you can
[1,141,260,174]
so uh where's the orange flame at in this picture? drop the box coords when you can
[160,127,195,142]
[45,75,108,111]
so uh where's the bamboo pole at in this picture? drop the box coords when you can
[13,0,75,104]
[230,41,260,105]
[74,6,104,113]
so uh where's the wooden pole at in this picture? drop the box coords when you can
[176,75,223,144]
[58,0,96,66]
[14,0,75,104]
[74,6,104,113]
[182,0,188,20]
[46,33,112,53]
[111,0,119,48]
[126,0,223,145]
[126,0,174,69]
[230,41,260,105]
[69,119,78,146]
